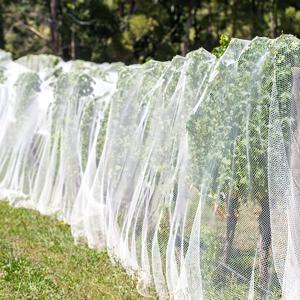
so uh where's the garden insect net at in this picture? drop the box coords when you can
[0,35,300,299]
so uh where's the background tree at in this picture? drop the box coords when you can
[0,0,299,63]
[49,0,59,55]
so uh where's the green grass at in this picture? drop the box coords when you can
[0,201,150,300]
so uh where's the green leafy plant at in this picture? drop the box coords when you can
[212,34,231,58]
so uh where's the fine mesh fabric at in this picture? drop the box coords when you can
[0,35,300,299]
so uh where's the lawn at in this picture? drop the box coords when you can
[0,201,148,300]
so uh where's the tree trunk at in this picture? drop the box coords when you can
[181,0,193,56]
[251,0,258,38]
[258,197,271,299]
[49,0,59,55]
[223,195,239,264]
[119,1,125,18]
[0,3,5,49]
[129,0,136,15]
[231,0,237,37]
[271,0,277,38]
[71,29,75,60]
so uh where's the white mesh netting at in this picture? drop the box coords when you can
[0,35,300,299]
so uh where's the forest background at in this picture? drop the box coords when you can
[0,0,299,64]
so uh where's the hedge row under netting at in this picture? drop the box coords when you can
[1,35,300,299]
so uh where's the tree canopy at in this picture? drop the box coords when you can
[0,0,299,64]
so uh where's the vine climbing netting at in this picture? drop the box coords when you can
[0,35,300,299]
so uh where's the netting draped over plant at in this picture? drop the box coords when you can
[0,35,300,299]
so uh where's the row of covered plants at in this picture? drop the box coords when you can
[2,34,299,298]
[187,35,300,298]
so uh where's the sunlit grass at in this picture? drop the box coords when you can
[0,201,149,300]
